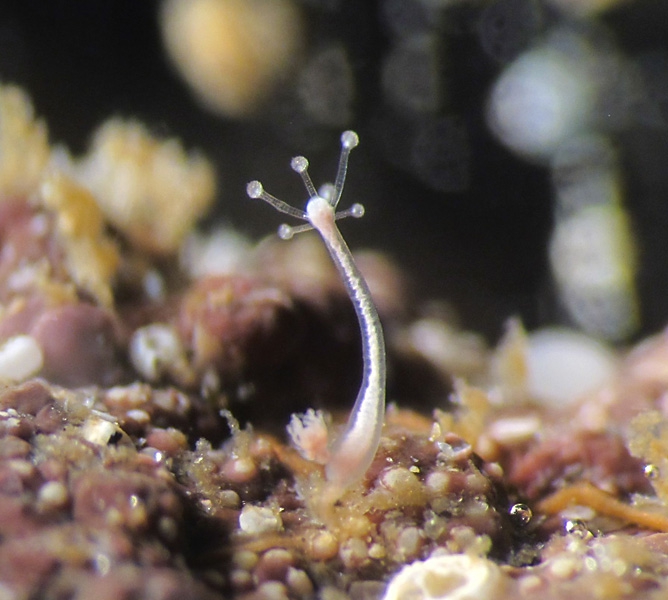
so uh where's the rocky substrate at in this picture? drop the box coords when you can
[3,84,668,600]
[4,367,668,600]
[0,379,519,599]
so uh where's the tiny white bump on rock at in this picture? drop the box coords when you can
[339,537,368,570]
[125,409,151,425]
[238,505,283,535]
[286,567,314,597]
[549,555,581,580]
[256,582,288,600]
[38,481,69,508]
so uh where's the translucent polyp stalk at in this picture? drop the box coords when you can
[306,196,386,490]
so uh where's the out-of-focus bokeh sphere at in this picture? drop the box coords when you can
[161,0,304,118]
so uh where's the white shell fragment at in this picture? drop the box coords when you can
[79,415,127,447]
[0,334,43,383]
[382,553,505,600]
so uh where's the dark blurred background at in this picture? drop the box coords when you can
[2,0,668,340]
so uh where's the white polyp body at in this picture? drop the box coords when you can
[306,196,387,488]
[247,130,385,494]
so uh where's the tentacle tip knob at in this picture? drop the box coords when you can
[291,156,309,173]
[246,180,263,199]
[350,203,365,218]
[341,130,359,150]
[278,223,294,240]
